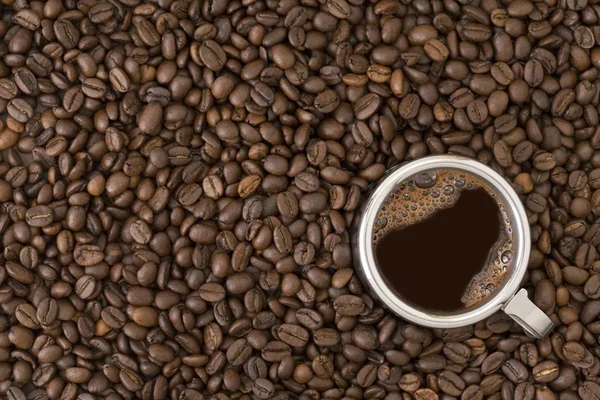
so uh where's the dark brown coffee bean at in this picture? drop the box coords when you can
[262,341,292,362]
[415,388,439,400]
[227,338,252,366]
[7,99,34,123]
[466,100,488,124]
[450,88,475,109]
[15,304,39,329]
[295,172,320,192]
[75,275,97,300]
[251,83,275,107]
[109,68,130,93]
[273,225,293,254]
[36,298,58,326]
[563,341,586,362]
[278,324,309,347]
[399,94,421,119]
[199,282,226,302]
[253,378,274,399]
[313,327,339,347]
[314,89,340,113]
[355,363,377,387]
[514,382,535,400]
[239,175,262,198]
[25,205,53,227]
[552,89,576,116]
[13,10,41,30]
[333,294,364,316]
[133,19,160,47]
[502,359,529,383]
[480,374,504,396]
[198,40,226,72]
[354,93,381,120]
[62,86,84,113]
[6,387,27,400]
[101,306,126,329]
[494,140,513,167]
[532,360,559,383]
[482,352,506,375]
[89,3,115,23]
[54,20,80,49]
[297,309,323,330]
[14,68,37,95]
[439,370,466,396]
[120,367,143,392]
[526,193,548,213]
[74,244,104,266]
[580,381,600,400]
[65,367,92,384]
[367,64,392,83]
[0,79,18,100]
[417,354,447,373]
[462,385,484,400]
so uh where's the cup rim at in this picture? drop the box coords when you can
[355,155,531,328]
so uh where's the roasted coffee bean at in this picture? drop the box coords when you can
[519,343,539,367]
[424,39,450,62]
[239,175,262,198]
[278,324,309,347]
[532,360,559,382]
[74,244,104,266]
[580,381,600,400]
[482,352,506,375]
[462,385,484,400]
[515,382,535,400]
[0,79,18,100]
[36,298,58,326]
[399,94,421,119]
[200,282,226,302]
[333,294,364,316]
[354,93,381,120]
[25,205,53,227]
[74,275,97,300]
[7,99,34,123]
[13,10,41,31]
[314,89,340,113]
[227,338,253,366]
[198,40,227,72]
[15,304,39,329]
[101,306,126,329]
[501,359,529,383]
[65,367,92,384]
[14,68,38,95]
[54,20,80,49]
[6,387,27,400]
[415,388,439,400]
[273,225,293,254]
[438,370,466,396]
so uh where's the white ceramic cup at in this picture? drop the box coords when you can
[352,155,554,338]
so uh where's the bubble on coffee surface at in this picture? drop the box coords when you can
[373,169,515,309]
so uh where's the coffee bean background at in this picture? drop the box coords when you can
[1,0,600,398]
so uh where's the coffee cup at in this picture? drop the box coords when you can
[353,155,554,338]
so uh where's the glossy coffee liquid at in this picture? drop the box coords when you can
[373,169,514,312]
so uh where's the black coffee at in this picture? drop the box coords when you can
[373,169,514,312]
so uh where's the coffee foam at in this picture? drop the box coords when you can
[372,169,514,309]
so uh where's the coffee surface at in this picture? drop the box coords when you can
[374,170,514,311]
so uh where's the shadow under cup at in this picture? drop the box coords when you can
[353,155,554,338]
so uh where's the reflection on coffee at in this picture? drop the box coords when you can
[373,169,514,312]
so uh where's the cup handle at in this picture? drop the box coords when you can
[502,288,554,339]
